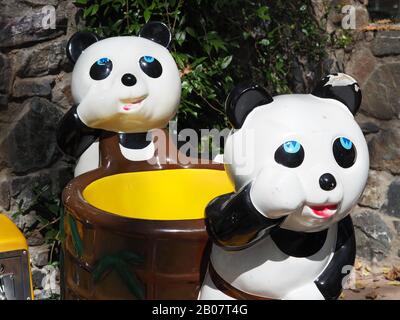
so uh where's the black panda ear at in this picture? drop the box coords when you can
[226,83,273,129]
[312,73,362,115]
[66,31,100,64]
[139,21,172,48]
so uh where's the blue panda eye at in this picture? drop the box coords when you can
[333,137,356,168]
[144,56,155,63]
[97,57,110,65]
[275,141,304,168]
[90,58,113,80]
[140,56,162,78]
[283,141,301,154]
[339,137,352,150]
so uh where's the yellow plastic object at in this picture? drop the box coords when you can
[0,214,28,253]
[83,169,234,220]
[0,214,34,300]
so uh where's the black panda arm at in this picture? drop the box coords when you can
[56,105,101,158]
[206,183,285,251]
[314,215,356,300]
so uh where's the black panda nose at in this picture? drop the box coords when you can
[319,173,337,191]
[121,73,137,86]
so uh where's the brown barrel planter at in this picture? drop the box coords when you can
[61,130,233,300]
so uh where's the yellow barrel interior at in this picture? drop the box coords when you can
[83,169,234,220]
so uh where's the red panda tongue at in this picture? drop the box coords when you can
[310,204,337,218]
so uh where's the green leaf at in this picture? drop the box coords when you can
[221,55,232,69]
[256,6,270,21]
[192,57,207,66]
[45,229,58,242]
[175,31,186,46]
[205,31,223,48]
[92,4,99,15]
[83,7,93,18]
[112,19,123,30]
[186,27,196,37]
[143,9,152,23]
[259,39,270,46]
[36,215,50,226]
[101,0,113,5]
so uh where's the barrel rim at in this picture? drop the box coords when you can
[62,130,227,234]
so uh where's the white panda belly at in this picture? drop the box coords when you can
[74,141,156,177]
[209,224,337,299]
[119,141,155,161]
[74,141,100,177]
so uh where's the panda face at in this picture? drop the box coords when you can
[224,94,369,232]
[71,36,181,133]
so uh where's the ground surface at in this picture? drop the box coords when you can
[342,260,400,300]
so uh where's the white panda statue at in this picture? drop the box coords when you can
[57,22,181,176]
[199,73,369,300]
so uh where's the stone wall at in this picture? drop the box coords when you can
[0,0,80,298]
[313,0,400,265]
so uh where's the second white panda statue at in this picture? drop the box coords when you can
[199,73,370,300]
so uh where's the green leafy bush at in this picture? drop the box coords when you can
[75,0,328,132]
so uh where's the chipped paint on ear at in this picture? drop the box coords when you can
[324,73,357,87]
[312,73,362,115]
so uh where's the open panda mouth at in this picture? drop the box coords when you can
[120,95,147,112]
[306,204,338,219]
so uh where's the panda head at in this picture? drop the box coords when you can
[224,74,369,233]
[66,22,181,133]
